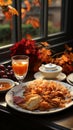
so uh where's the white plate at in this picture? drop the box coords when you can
[0,78,15,93]
[5,80,73,115]
[34,72,66,81]
[66,73,73,85]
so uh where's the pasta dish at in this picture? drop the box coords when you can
[13,79,72,111]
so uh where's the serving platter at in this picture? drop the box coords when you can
[5,80,73,115]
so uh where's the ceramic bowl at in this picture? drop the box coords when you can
[0,78,15,93]
[39,63,62,79]
[43,63,57,70]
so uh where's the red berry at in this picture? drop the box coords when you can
[0,64,5,70]
[7,65,12,70]
[2,75,8,78]
[0,70,5,76]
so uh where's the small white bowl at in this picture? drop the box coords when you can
[44,63,57,70]
[0,78,15,93]
[39,64,62,79]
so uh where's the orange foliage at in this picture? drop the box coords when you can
[55,55,69,65]
[38,48,52,63]
[53,45,73,74]
[0,0,18,19]
[37,41,52,63]
[21,8,27,19]
[65,44,72,51]
[21,0,40,29]
[8,5,18,15]
[24,0,31,11]
[2,5,18,20]
[26,16,40,28]
[32,0,40,6]
[41,42,50,47]
[25,34,32,40]
[0,0,12,6]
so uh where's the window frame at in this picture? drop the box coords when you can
[0,0,73,64]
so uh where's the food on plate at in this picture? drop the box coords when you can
[13,79,72,111]
[20,94,42,111]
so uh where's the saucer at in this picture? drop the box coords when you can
[34,71,66,81]
[66,73,73,85]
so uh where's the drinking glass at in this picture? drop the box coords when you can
[11,55,29,84]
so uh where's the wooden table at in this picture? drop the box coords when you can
[0,72,73,130]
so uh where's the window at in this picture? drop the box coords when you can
[21,0,41,39]
[21,0,64,39]
[48,0,62,34]
[0,0,73,63]
[0,6,13,47]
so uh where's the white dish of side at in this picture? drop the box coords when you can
[66,73,73,85]
[39,63,62,79]
[34,72,66,81]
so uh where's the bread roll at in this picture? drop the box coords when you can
[24,95,41,110]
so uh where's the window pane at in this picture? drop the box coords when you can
[0,7,13,47]
[21,0,41,39]
[48,0,62,34]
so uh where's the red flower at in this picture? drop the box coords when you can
[10,38,39,69]
[10,38,38,56]
[10,39,52,72]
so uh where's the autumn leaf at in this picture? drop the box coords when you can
[32,0,40,6]
[21,8,27,19]
[25,34,32,40]
[0,0,12,6]
[38,48,52,63]
[40,42,49,47]
[2,5,18,20]
[69,53,73,62]
[24,0,31,11]
[26,16,40,28]
[65,44,72,51]
[8,5,18,15]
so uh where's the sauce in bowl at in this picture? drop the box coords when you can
[0,78,15,93]
[0,82,11,91]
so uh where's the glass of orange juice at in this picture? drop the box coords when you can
[11,55,29,84]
